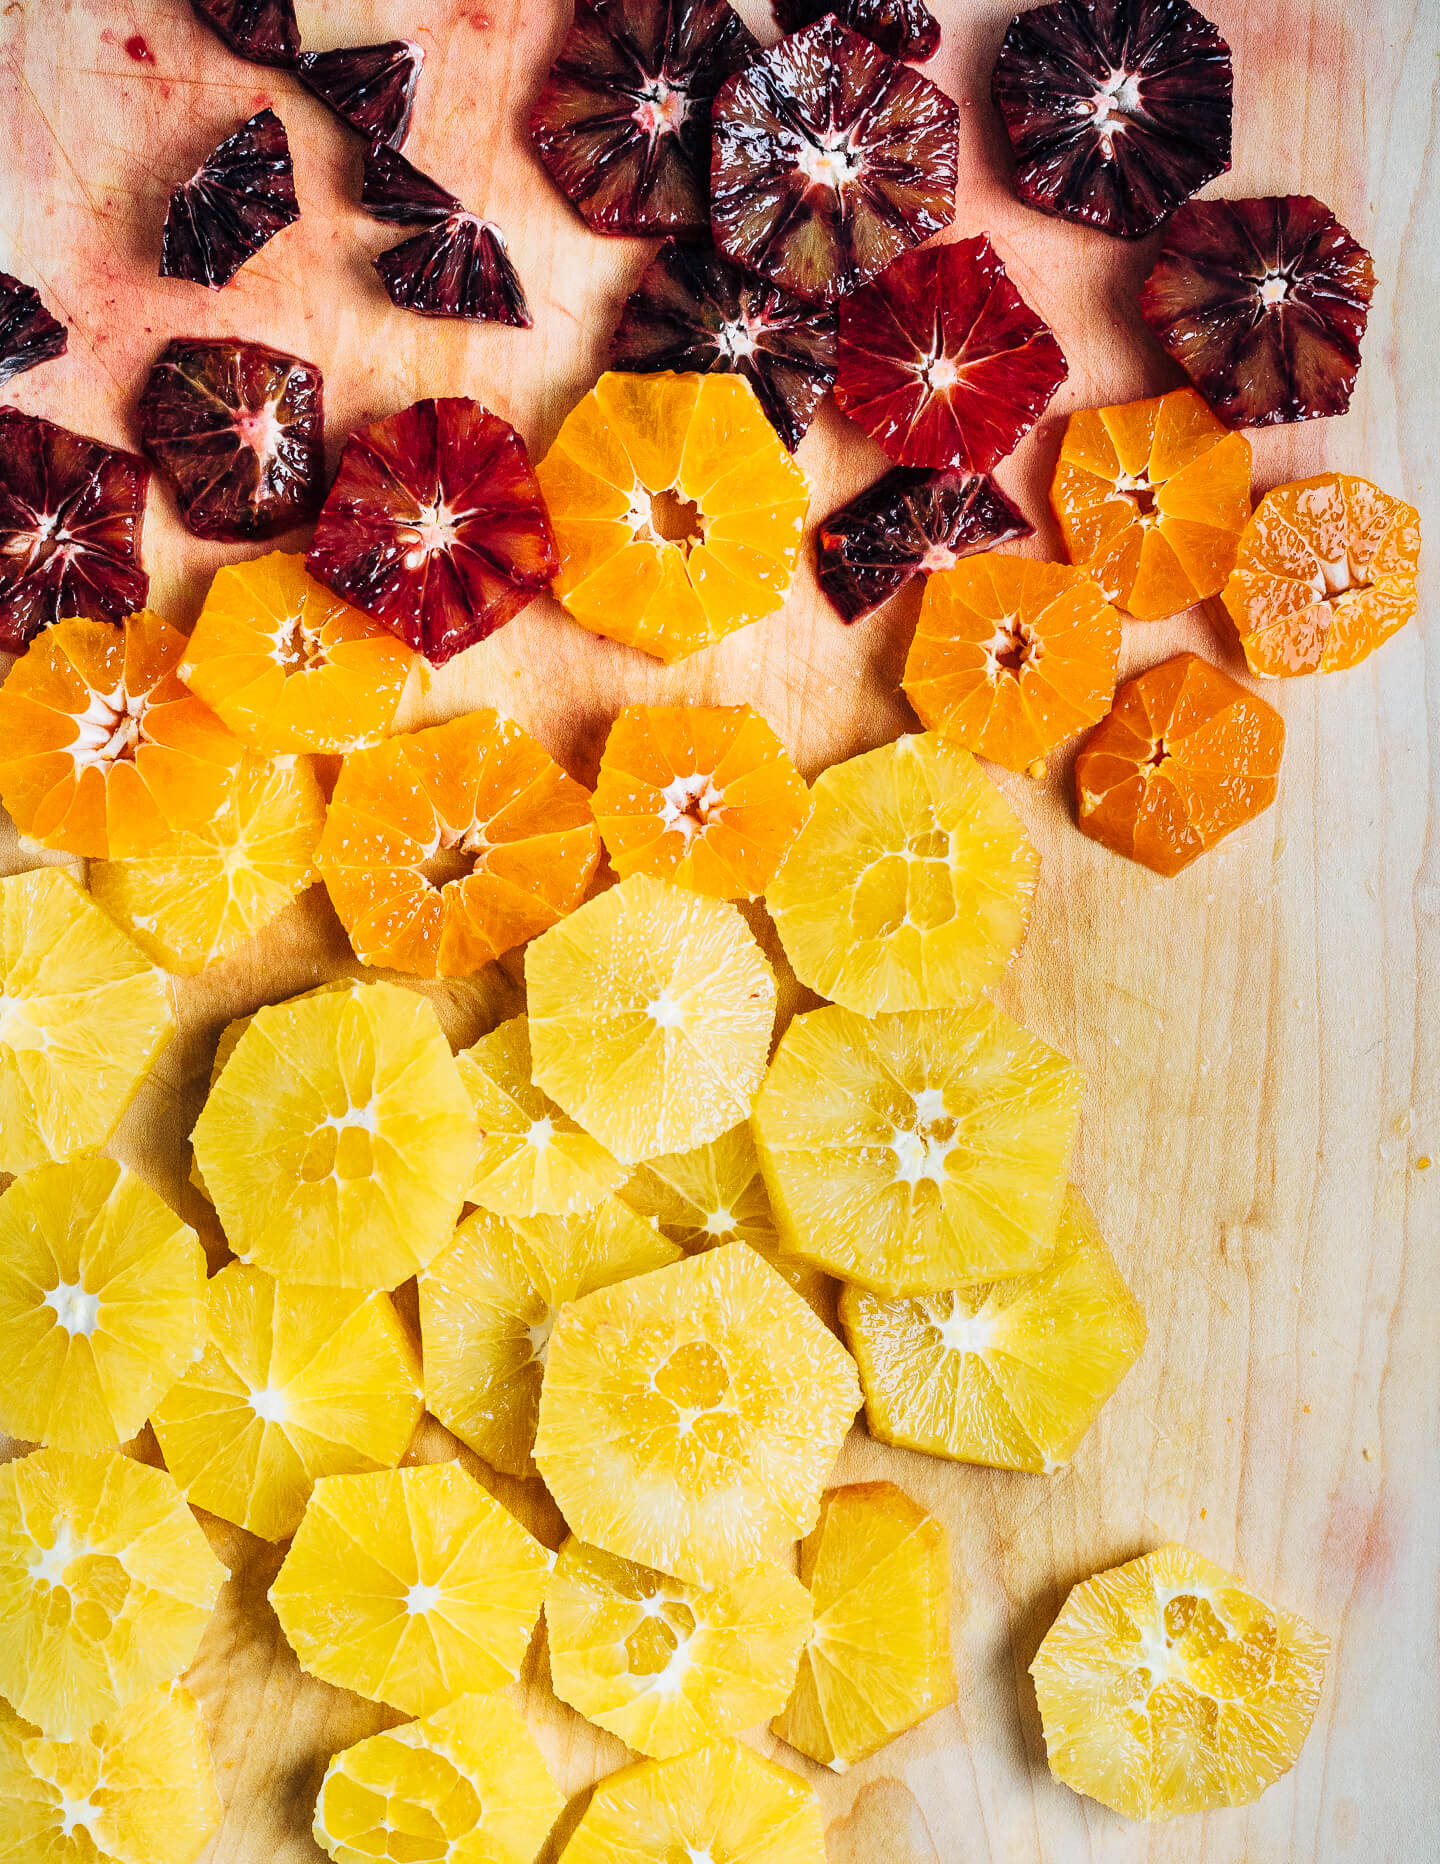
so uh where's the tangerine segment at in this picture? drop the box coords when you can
[766,733,1039,1016]
[536,371,809,663]
[1221,472,1421,676]
[1031,1544,1328,1820]
[593,703,811,898]
[840,1187,1146,1471]
[317,709,600,979]
[179,552,413,754]
[0,612,240,859]
[1076,651,1284,877]
[904,556,1121,774]
[1051,388,1253,621]
[533,1243,860,1589]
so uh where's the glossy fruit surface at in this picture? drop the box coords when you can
[376,217,531,326]
[160,108,299,289]
[0,270,67,387]
[359,144,464,222]
[188,0,300,65]
[773,0,940,60]
[297,40,424,147]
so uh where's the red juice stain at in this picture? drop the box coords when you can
[125,34,155,62]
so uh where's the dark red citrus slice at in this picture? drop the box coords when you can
[529,0,757,237]
[991,0,1233,239]
[306,398,557,666]
[1139,194,1376,427]
[772,0,940,62]
[0,272,67,388]
[609,239,836,451]
[136,337,324,542]
[188,0,300,67]
[297,40,424,149]
[835,236,1068,471]
[0,409,150,651]
[376,220,532,327]
[816,467,1033,622]
[360,144,464,223]
[710,15,959,305]
[161,108,300,290]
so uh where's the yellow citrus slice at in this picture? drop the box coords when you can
[1031,1544,1329,1819]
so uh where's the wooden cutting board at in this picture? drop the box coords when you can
[1,0,1436,1859]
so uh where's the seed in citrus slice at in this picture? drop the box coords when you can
[316,710,599,979]
[419,1200,679,1479]
[526,873,777,1164]
[314,1693,560,1864]
[534,1242,860,1588]
[0,867,174,1176]
[161,108,300,290]
[547,1538,811,1759]
[773,1481,953,1771]
[0,270,67,389]
[536,371,808,663]
[297,40,424,148]
[1030,1544,1328,1819]
[1221,472,1421,677]
[766,732,1039,1016]
[1075,651,1284,876]
[189,0,300,67]
[840,1187,1145,1469]
[0,1448,224,1740]
[191,979,476,1289]
[269,1462,551,1716]
[1051,387,1252,621]
[904,555,1121,775]
[151,1264,422,1541]
[0,1157,205,1452]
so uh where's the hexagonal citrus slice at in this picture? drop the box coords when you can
[535,370,808,663]
[268,1461,551,1717]
[526,873,776,1163]
[839,1187,1146,1470]
[0,1448,225,1740]
[191,980,476,1289]
[317,709,600,978]
[766,733,1039,1015]
[418,1199,679,1478]
[1031,1544,1328,1819]
[0,1156,205,1452]
[151,1263,423,1541]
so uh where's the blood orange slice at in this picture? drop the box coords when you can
[160,108,299,290]
[0,272,67,388]
[773,0,940,61]
[361,149,531,328]
[297,40,424,148]
[188,0,300,66]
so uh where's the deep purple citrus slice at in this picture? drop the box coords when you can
[360,145,464,223]
[161,108,300,289]
[189,0,300,66]
[609,238,836,450]
[307,398,557,666]
[772,0,940,63]
[0,409,150,651]
[710,15,959,306]
[991,0,1232,239]
[1139,194,1376,427]
[816,467,1033,622]
[376,220,532,327]
[529,0,757,237]
[297,40,424,149]
[835,236,1068,471]
[136,337,324,542]
[0,273,67,388]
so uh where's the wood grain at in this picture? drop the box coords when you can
[1,0,1436,1860]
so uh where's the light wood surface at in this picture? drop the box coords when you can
[1,0,1436,1859]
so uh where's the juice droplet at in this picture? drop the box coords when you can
[125,34,155,62]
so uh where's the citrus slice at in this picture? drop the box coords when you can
[191,979,476,1289]
[526,873,777,1164]
[1221,472,1422,676]
[903,556,1121,774]
[0,611,239,859]
[1030,1544,1329,1819]
[0,866,174,1176]
[268,1461,551,1717]
[89,752,324,975]
[151,1263,423,1541]
[0,1156,205,1452]
[457,1014,624,1216]
[316,709,600,978]
[418,1199,680,1478]
[314,1693,561,1864]
[766,732,1039,1016]
[0,1448,225,1740]
[0,1685,221,1864]
[773,1481,954,1772]
[533,1242,860,1588]
[840,1187,1146,1470]
[591,703,811,898]
[547,1538,811,1759]
[1051,388,1253,621]
[178,551,413,754]
[753,1001,1082,1295]
[535,371,808,663]
[556,1739,825,1864]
